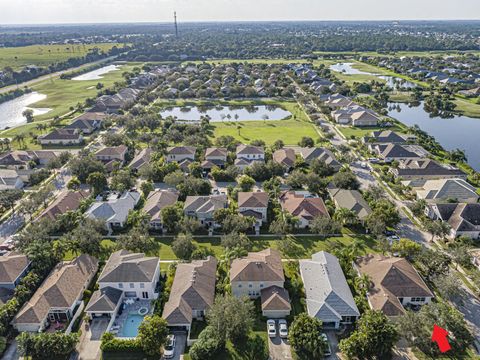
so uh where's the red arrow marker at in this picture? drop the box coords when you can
[431,324,451,353]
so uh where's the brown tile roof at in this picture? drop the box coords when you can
[230,249,284,282]
[13,254,98,325]
[167,146,196,155]
[261,285,291,312]
[238,192,269,208]
[205,147,227,158]
[75,112,107,121]
[144,190,179,222]
[128,148,152,170]
[355,254,433,317]
[40,129,81,141]
[273,148,296,168]
[95,145,128,157]
[236,144,264,156]
[279,191,329,221]
[37,190,88,221]
[0,252,29,283]
[163,257,217,326]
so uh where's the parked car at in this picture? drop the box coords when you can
[164,334,176,359]
[321,333,332,356]
[278,319,288,338]
[267,319,276,338]
[368,158,379,164]
[360,161,368,169]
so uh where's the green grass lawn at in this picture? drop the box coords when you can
[212,102,319,145]
[152,234,379,261]
[0,43,124,70]
[30,63,136,121]
[454,97,480,118]
[337,124,405,139]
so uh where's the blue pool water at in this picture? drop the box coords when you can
[120,314,144,337]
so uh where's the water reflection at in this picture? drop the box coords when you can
[159,105,292,122]
[0,92,51,130]
[388,102,480,170]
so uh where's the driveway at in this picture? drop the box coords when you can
[324,331,339,360]
[162,332,186,360]
[1,340,18,360]
[71,318,109,360]
[268,331,292,360]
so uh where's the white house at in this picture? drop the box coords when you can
[166,146,196,163]
[85,191,141,230]
[85,250,160,319]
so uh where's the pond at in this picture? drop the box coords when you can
[159,105,292,122]
[72,64,120,81]
[0,92,51,130]
[388,102,480,171]
[330,62,416,89]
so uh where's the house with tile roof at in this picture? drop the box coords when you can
[279,190,330,228]
[298,147,341,171]
[403,178,479,204]
[355,254,433,317]
[144,189,179,231]
[95,145,128,165]
[204,147,228,168]
[0,169,24,190]
[13,254,98,332]
[166,146,196,164]
[38,129,83,146]
[328,188,372,223]
[427,203,480,239]
[37,190,88,221]
[300,251,359,329]
[85,250,160,319]
[162,257,217,331]
[238,191,269,224]
[373,144,429,163]
[230,249,291,317]
[85,191,141,230]
[184,195,228,228]
[362,130,415,145]
[128,148,152,171]
[273,148,296,170]
[391,159,467,181]
[64,112,105,134]
[0,252,30,291]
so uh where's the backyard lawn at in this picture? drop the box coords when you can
[0,43,124,70]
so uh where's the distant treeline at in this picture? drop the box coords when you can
[0,87,32,105]
[0,45,129,88]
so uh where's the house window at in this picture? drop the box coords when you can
[140,283,145,289]
[142,292,149,299]
[118,283,123,289]
[260,283,264,288]
[238,284,242,288]
[129,283,134,288]
[248,283,252,288]
[411,297,426,302]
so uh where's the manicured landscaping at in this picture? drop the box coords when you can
[0,43,125,70]
[212,102,318,145]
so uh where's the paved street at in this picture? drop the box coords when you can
[1,340,18,360]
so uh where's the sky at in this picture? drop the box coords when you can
[0,0,479,24]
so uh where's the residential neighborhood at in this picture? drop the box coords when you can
[0,15,479,360]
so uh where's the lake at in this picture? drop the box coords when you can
[159,105,292,122]
[72,64,120,81]
[330,62,416,89]
[388,102,480,171]
[0,92,51,130]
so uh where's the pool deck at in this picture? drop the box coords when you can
[110,299,152,338]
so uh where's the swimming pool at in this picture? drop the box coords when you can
[119,313,144,337]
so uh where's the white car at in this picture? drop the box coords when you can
[163,334,176,359]
[360,161,368,168]
[321,333,332,356]
[267,319,276,338]
[278,319,288,338]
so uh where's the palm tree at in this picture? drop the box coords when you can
[13,134,25,148]
[333,208,359,226]
[3,138,11,150]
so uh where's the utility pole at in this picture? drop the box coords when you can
[174,11,178,38]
